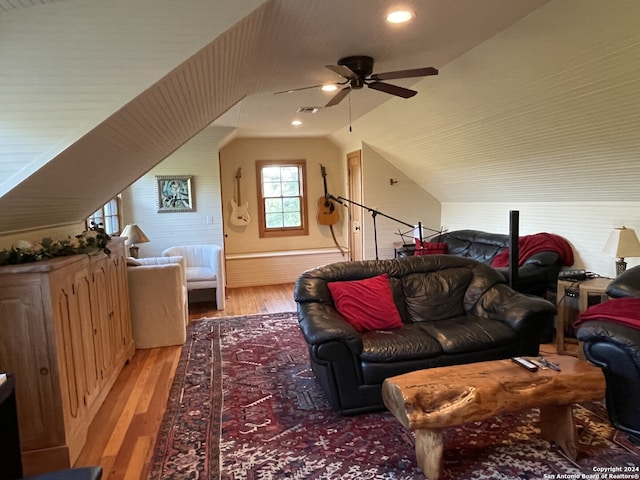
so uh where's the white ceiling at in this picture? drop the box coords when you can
[211,0,553,137]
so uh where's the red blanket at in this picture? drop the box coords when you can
[574,297,640,329]
[490,232,574,268]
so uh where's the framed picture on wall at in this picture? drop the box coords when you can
[156,175,195,213]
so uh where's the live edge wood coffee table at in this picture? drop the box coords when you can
[382,355,605,480]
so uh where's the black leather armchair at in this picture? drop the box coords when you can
[576,265,640,441]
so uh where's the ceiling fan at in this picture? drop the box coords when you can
[276,55,438,107]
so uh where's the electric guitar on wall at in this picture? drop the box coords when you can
[230,167,250,226]
[317,164,340,226]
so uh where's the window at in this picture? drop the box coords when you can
[256,159,308,238]
[86,196,122,235]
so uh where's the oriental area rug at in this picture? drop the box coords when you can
[147,312,640,480]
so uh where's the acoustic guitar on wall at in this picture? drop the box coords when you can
[317,164,340,226]
[230,167,250,226]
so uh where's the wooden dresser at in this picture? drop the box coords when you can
[0,238,134,475]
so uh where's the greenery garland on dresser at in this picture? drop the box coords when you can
[0,222,111,266]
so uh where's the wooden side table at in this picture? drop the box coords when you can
[556,277,611,356]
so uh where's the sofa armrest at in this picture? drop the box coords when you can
[297,302,363,355]
[607,265,640,298]
[475,283,556,333]
[577,321,640,365]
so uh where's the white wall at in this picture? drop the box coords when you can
[121,126,231,258]
[361,143,441,260]
[442,202,640,279]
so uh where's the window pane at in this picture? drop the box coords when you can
[281,181,299,196]
[265,198,282,213]
[263,182,281,197]
[282,197,300,212]
[281,166,299,182]
[283,212,301,227]
[266,213,283,228]
[263,167,281,182]
[106,217,119,235]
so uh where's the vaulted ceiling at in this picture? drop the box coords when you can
[1,0,638,236]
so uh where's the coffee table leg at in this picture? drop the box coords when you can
[539,404,578,460]
[415,428,444,479]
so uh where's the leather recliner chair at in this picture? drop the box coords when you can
[576,265,640,442]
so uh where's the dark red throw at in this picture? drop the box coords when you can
[574,297,640,329]
[491,232,574,268]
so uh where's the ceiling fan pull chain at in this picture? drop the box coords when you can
[348,89,353,132]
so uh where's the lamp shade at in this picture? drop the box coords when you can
[602,226,640,258]
[121,224,150,245]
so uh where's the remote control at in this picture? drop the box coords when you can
[511,356,538,372]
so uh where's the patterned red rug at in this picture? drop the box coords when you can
[147,312,640,479]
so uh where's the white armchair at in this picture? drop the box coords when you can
[127,256,188,348]
[162,244,225,310]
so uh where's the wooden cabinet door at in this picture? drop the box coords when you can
[0,281,63,451]
[71,266,101,411]
[91,258,115,376]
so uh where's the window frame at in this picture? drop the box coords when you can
[255,159,309,238]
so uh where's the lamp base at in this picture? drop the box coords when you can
[615,258,627,276]
[129,245,140,259]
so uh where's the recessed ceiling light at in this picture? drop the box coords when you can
[291,120,302,126]
[322,85,338,92]
[386,10,415,24]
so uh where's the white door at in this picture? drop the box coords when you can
[347,150,363,261]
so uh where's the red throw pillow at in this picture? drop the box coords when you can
[414,239,447,256]
[327,274,403,333]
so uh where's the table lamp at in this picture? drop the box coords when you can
[121,224,150,258]
[602,226,640,276]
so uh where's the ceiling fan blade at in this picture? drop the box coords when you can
[325,87,351,107]
[273,84,326,95]
[367,81,417,99]
[325,64,358,79]
[370,67,438,81]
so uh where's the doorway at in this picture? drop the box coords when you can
[347,150,363,261]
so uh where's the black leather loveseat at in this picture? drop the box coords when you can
[295,255,556,415]
[576,265,640,441]
[421,229,574,297]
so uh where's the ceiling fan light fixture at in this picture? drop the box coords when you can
[291,120,302,126]
[321,84,338,92]
[386,10,415,24]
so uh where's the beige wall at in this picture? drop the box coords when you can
[360,144,442,260]
[219,137,346,255]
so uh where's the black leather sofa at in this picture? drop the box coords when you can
[294,255,557,415]
[426,229,571,297]
[576,265,640,441]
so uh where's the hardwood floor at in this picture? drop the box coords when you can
[73,283,296,479]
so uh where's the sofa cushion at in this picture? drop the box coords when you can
[403,268,472,322]
[360,324,442,362]
[417,316,517,354]
[328,274,403,333]
[185,266,217,282]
